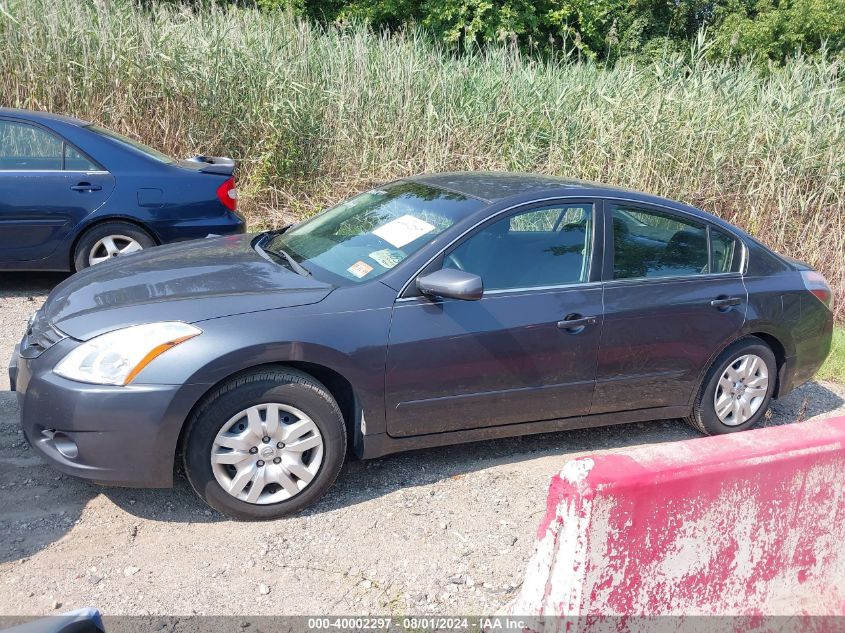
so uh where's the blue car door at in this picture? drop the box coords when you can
[0,118,114,264]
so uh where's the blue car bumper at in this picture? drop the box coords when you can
[149,209,246,243]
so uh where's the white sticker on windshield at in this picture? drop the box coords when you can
[369,249,403,269]
[372,214,436,248]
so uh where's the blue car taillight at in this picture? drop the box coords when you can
[216,176,238,211]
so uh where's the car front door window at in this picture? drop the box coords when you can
[443,203,594,290]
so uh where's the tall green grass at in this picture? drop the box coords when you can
[819,326,845,383]
[1,0,844,316]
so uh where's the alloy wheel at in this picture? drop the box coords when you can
[210,403,324,504]
[713,353,769,426]
[88,234,144,265]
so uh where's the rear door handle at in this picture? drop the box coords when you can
[71,183,102,192]
[710,297,742,308]
[557,315,598,330]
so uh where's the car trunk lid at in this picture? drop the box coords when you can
[179,155,235,176]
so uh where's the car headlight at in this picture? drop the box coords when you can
[54,322,201,386]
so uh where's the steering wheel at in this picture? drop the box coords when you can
[444,252,466,271]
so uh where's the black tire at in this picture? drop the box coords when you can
[72,221,156,271]
[685,336,777,435]
[183,368,347,521]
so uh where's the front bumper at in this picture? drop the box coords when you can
[8,345,19,393]
[10,339,207,488]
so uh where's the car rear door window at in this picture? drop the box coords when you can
[444,203,594,290]
[0,120,63,170]
[87,124,174,164]
[611,205,709,279]
[711,228,739,273]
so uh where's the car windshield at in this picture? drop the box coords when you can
[87,124,175,164]
[263,181,484,284]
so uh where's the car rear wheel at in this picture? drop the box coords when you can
[183,368,346,520]
[686,337,777,435]
[73,221,156,271]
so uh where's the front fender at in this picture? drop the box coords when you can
[133,302,394,465]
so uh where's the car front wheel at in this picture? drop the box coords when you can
[686,337,777,435]
[183,368,347,520]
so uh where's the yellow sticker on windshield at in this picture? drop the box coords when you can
[347,260,374,278]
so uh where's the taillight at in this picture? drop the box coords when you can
[801,270,833,310]
[216,177,238,211]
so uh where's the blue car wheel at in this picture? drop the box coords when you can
[72,221,156,271]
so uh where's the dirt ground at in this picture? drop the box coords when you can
[1,273,844,617]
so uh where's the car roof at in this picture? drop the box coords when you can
[405,170,735,228]
[406,171,649,202]
[0,107,90,127]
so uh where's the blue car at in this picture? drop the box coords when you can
[0,108,246,271]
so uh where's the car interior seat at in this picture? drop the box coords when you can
[661,229,708,275]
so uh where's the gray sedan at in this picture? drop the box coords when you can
[9,172,833,519]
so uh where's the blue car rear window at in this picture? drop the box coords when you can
[87,124,174,164]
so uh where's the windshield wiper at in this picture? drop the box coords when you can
[255,234,311,277]
[263,223,293,237]
[274,248,311,277]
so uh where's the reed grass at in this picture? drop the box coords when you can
[1,0,843,316]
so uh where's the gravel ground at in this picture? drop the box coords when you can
[0,273,65,391]
[1,273,844,617]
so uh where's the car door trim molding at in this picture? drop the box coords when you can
[397,375,597,408]
[0,170,110,174]
[602,271,745,287]
[395,280,603,304]
[396,195,602,300]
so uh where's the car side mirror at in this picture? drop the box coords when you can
[416,268,483,301]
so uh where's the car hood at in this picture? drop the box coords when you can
[43,234,334,340]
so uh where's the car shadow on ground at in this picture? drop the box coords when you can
[0,272,70,292]
[2,376,843,566]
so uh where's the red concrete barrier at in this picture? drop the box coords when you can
[512,417,845,623]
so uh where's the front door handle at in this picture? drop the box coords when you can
[71,182,102,192]
[557,314,598,331]
[710,297,742,309]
